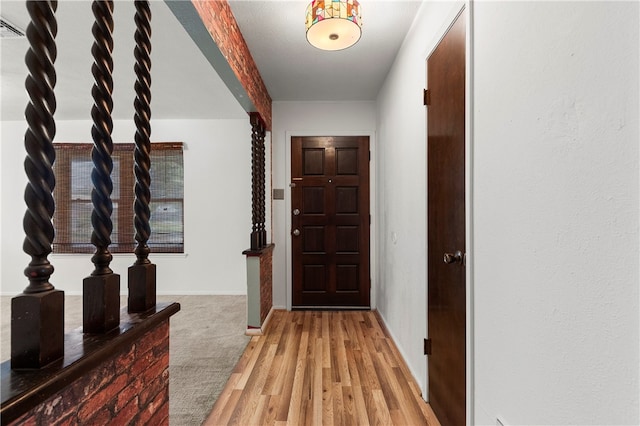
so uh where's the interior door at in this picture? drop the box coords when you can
[291,136,370,308]
[427,8,466,426]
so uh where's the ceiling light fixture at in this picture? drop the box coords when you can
[305,0,362,51]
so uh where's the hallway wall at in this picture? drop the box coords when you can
[270,101,377,309]
[376,0,465,401]
[472,2,639,424]
[377,0,639,424]
[1,118,252,296]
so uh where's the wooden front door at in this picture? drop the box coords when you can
[291,136,370,308]
[427,8,466,426]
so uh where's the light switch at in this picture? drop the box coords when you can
[273,188,285,200]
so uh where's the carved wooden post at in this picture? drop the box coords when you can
[128,0,156,313]
[84,0,120,334]
[250,113,258,250]
[250,113,266,250]
[258,123,267,247]
[11,0,64,370]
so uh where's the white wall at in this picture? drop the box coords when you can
[270,101,377,309]
[376,0,639,424]
[1,118,252,296]
[472,2,639,425]
[376,0,465,400]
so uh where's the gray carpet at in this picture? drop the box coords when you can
[0,295,250,426]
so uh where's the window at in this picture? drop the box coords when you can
[52,142,184,254]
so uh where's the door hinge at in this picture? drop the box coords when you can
[369,214,371,225]
[423,89,431,106]
[424,338,432,355]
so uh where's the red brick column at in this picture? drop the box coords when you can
[259,245,274,323]
[2,303,180,425]
[191,0,272,130]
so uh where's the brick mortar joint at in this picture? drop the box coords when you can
[2,303,179,425]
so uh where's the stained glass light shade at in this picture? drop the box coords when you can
[305,0,362,51]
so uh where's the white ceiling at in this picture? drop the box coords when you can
[0,0,421,122]
[228,0,421,102]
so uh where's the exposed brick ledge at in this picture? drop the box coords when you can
[242,243,275,257]
[0,302,180,424]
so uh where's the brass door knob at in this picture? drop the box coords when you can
[443,250,464,264]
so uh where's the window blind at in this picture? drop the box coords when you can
[52,142,184,254]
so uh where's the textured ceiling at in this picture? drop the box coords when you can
[0,0,422,122]
[228,0,422,101]
[0,0,246,121]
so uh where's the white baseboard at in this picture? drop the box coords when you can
[245,306,278,336]
[375,309,425,399]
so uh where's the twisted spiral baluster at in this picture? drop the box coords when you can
[250,114,260,250]
[133,0,152,265]
[22,0,58,294]
[258,121,266,246]
[89,0,115,275]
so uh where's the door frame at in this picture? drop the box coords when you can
[284,130,377,311]
[424,1,474,423]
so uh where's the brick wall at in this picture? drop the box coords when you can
[8,321,171,426]
[259,246,273,323]
[191,0,272,130]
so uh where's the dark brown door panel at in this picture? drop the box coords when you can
[427,8,466,426]
[292,136,370,307]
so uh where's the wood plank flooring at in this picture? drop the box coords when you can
[204,310,440,426]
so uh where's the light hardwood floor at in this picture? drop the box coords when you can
[204,310,440,426]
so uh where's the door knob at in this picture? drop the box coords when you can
[293,208,300,216]
[292,229,301,236]
[443,250,464,265]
